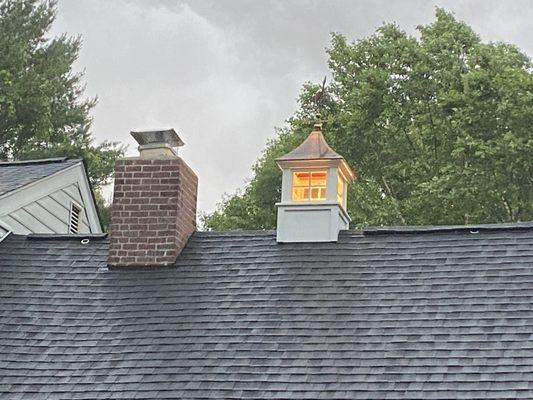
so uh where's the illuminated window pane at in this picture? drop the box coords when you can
[292,170,327,201]
[309,187,326,200]
[292,187,306,201]
[310,172,326,186]
[337,175,345,208]
[293,172,310,187]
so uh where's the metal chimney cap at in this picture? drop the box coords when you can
[130,129,185,148]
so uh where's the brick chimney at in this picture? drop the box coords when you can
[107,129,198,267]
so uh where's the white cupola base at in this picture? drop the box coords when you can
[276,202,350,242]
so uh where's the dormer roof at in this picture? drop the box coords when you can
[0,157,80,196]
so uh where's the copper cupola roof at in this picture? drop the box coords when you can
[276,121,355,182]
[276,122,343,161]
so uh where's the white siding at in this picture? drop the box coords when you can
[1,215,30,234]
[49,185,91,232]
[0,183,91,234]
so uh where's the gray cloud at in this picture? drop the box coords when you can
[51,0,533,213]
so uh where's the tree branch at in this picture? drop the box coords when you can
[381,176,407,224]
[501,195,513,221]
[426,102,438,162]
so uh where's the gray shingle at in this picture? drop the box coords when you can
[0,158,81,195]
[0,224,532,398]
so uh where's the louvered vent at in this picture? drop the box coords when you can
[69,203,82,234]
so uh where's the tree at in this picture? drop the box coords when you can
[0,1,123,207]
[203,9,533,230]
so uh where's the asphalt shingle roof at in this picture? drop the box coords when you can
[0,157,81,196]
[0,223,533,399]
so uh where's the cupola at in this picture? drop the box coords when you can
[275,122,354,242]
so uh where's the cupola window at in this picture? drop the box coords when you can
[292,171,327,201]
[337,174,346,208]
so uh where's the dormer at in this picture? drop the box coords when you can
[275,122,355,242]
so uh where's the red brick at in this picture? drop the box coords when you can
[142,165,162,172]
[108,157,197,268]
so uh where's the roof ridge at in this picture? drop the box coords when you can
[0,157,78,166]
[362,221,533,235]
[194,230,276,236]
[26,233,108,241]
[15,222,533,242]
[197,222,533,237]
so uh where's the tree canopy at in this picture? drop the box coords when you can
[0,0,123,189]
[203,9,533,230]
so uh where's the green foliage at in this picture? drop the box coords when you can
[0,0,124,188]
[204,9,533,230]
[93,189,111,232]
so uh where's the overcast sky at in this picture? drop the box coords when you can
[51,0,533,214]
